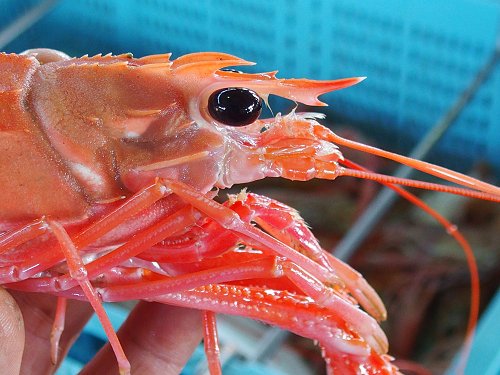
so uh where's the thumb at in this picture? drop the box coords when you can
[0,288,24,374]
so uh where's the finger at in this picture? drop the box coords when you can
[0,288,24,375]
[81,302,203,375]
[9,291,93,374]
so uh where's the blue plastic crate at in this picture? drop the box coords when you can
[446,289,500,375]
[2,0,500,175]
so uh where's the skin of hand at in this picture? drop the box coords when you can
[0,287,203,375]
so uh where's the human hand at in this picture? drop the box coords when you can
[0,288,203,374]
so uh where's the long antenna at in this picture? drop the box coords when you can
[333,40,500,261]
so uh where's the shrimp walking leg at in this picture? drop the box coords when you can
[4,205,201,293]
[73,180,168,248]
[1,219,131,374]
[50,297,67,364]
[227,192,334,271]
[0,217,49,255]
[164,180,337,284]
[0,181,168,283]
[47,220,131,375]
[138,221,240,263]
[203,311,222,375]
[57,206,201,290]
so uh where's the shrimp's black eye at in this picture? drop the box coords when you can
[208,87,262,126]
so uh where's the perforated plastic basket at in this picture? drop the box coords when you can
[3,0,500,175]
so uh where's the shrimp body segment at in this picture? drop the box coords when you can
[1,49,499,374]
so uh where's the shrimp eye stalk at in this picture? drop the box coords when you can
[208,87,262,126]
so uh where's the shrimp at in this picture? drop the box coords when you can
[0,48,499,375]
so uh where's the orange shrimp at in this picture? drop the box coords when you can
[1,48,499,375]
